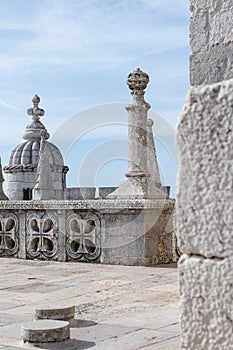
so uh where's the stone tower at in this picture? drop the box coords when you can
[4,95,68,200]
[177,1,233,349]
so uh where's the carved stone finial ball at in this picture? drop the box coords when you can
[127,68,149,93]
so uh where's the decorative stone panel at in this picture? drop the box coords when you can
[0,213,19,257]
[66,212,101,262]
[26,212,58,260]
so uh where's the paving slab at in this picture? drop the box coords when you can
[71,323,139,343]
[90,329,179,350]
[138,336,180,349]
[0,258,180,349]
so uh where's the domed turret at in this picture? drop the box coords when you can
[4,96,68,200]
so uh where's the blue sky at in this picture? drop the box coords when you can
[0,0,190,197]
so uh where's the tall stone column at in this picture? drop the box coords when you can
[108,68,150,199]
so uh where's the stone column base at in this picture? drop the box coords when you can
[107,175,148,199]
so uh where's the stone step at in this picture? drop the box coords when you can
[22,320,70,343]
[34,305,75,321]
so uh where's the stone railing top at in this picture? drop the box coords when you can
[0,199,175,211]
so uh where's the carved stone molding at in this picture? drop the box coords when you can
[0,199,175,211]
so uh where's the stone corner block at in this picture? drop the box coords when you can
[177,79,233,258]
[179,254,233,350]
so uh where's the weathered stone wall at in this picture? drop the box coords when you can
[179,255,233,349]
[190,0,233,85]
[178,2,233,348]
[0,199,177,266]
[177,79,233,349]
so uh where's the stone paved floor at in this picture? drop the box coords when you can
[0,259,180,349]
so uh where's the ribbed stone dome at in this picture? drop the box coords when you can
[6,140,64,169]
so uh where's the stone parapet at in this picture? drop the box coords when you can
[0,198,177,266]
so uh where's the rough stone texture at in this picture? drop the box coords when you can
[190,45,233,86]
[179,255,233,350]
[190,0,233,85]
[22,320,70,343]
[178,17,233,345]
[35,305,75,321]
[177,79,233,258]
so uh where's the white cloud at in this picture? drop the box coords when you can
[0,100,21,111]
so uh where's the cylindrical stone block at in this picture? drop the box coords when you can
[34,305,75,321]
[22,320,70,343]
[126,104,148,175]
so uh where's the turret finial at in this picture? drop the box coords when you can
[27,95,45,121]
[23,95,49,141]
[127,68,149,95]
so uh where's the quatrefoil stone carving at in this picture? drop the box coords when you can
[0,214,19,256]
[27,213,58,259]
[66,213,101,262]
